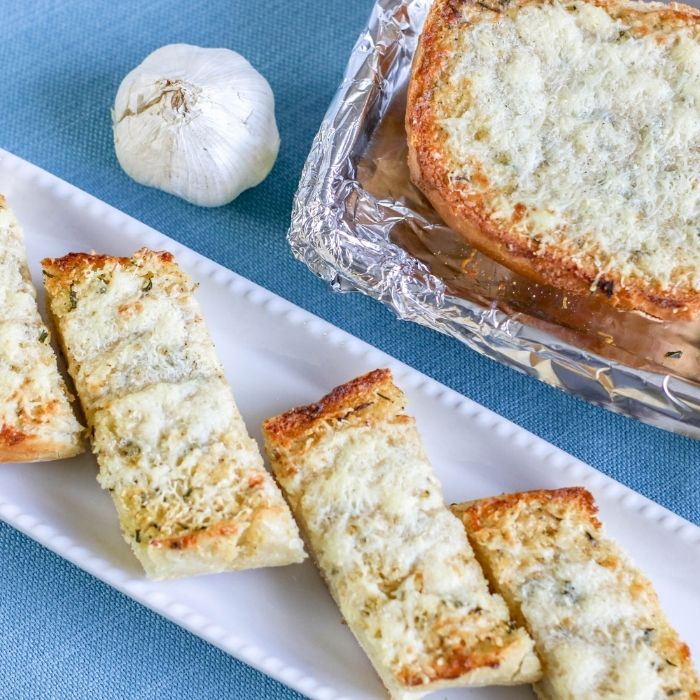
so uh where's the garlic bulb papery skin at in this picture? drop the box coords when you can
[112,44,279,207]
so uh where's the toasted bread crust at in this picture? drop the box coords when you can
[262,369,414,511]
[44,249,174,271]
[262,368,403,447]
[0,428,83,463]
[455,486,602,533]
[452,488,700,699]
[42,249,174,286]
[407,0,700,319]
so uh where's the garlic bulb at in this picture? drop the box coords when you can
[112,44,279,207]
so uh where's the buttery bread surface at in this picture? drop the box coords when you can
[452,488,700,699]
[262,369,541,699]
[0,197,83,462]
[43,248,305,578]
[407,0,700,317]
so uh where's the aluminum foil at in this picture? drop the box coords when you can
[288,0,700,439]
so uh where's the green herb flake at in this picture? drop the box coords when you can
[38,330,48,343]
[142,273,153,292]
[68,284,78,311]
[664,350,682,359]
[134,530,141,543]
[42,270,55,278]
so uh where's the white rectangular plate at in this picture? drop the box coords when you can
[0,148,698,700]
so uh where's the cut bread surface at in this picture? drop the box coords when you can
[452,488,700,699]
[0,198,83,462]
[262,369,541,699]
[42,248,305,578]
[407,0,700,317]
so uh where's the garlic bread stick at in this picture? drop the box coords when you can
[452,488,700,699]
[43,248,305,578]
[263,369,541,699]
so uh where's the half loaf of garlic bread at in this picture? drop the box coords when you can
[407,0,700,317]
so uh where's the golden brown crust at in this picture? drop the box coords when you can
[0,424,27,448]
[148,516,259,551]
[397,646,508,687]
[0,429,83,463]
[407,0,700,319]
[42,248,175,288]
[453,486,602,532]
[262,368,405,448]
[0,395,83,463]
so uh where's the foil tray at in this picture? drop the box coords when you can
[288,0,700,439]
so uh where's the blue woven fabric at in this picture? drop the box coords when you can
[0,0,697,698]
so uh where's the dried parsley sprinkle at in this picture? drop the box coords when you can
[38,330,48,343]
[142,273,153,292]
[68,284,77,310]
[664,350,682,359]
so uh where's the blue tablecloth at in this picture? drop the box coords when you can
[1,1,698,698]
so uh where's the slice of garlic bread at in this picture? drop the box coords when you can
[452,488,700,699]
[262,369,541,699]
[42,248,305,578]
[0,198,83,462]
[407,0,700,318]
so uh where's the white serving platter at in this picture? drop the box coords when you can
[0,147,698,700]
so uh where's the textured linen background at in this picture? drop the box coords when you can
[0,0,698,698]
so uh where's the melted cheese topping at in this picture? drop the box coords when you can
[277,419,537,688]
[0,205,26,259]
[463,495,698,699]
[47,255,220,413]
[94,377,276,542]
[75,322,220,413]
[0,322,78,438]
[55,263,199,364]
[0,204,81,452]
[441,2,700,290]
[0,252,38,321]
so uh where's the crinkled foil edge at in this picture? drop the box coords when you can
[288,0,700,439]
